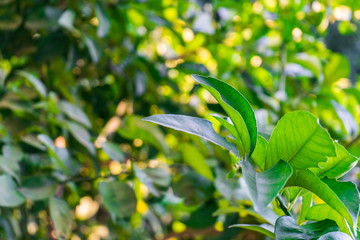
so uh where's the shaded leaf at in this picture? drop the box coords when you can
[95,1,110,38]
[318,231,352,240]
[59,100,91,128]
[324,53,350,86]
[275,216,339,240]
[19,176,57,201]
[101,141,124,162]
[331,100,359,137]
[0,174,25,207]
[67,122,95,155]
[242,157,292,212]
[98,180,137,218]
[49,197,73,240]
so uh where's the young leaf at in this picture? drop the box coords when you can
[230,224,275,239]
[143,114,239,157]
[98,180,137,218]
[0,174,25,207]
[306,204,352,237]
[265,111,336,170]
[49,197,73,240]
[287,169,359,232]
[275,216,339,240]
[310,142,358,179]
[191,75,257,156]
[242,157,292,212]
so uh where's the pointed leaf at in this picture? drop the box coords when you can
[191,74,257,156]
[332,100,359,137]
[143,114,239,157]
[101,141,124,162]
[230,224,275,239]
[287,169,359,232]
[275,216,339,240]
[17,71,47,98]
[242,157,292,211]
[311,142,358,179]
[265,111,336,170]
[67,122,95,155]
[250,136,268,171]
[59,100,91,128]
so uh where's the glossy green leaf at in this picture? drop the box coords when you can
[191,74,257,156]
[310,142,358,179]
[242,157,292,211]
[0,174,25,207]
[49,197,73,240]
[101,141,124,162]
[95,1,110,38]
[230,224,275,239]
[17,71,47,98]
[265,111,336,170]
[143,114,239,157]
[318,231,352,240]
[180,143,214,181]
[98,180,137,218]
[306,204,352,236]
[275,216,339,240]
[287,169,359,232]
[0,145,23,182]
[214,168,248,202]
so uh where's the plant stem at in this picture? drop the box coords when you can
[276,195,291,216]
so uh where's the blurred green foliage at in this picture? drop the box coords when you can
[0,0,360,239]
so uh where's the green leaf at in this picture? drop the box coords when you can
[250,136,268,171]
[230,224,275,239]
[58,9,75,32]
[299,191,312,224]
[67,122,95,155]
[324,53,350,86]
[59,100,91,128]
[343,88,360,104]
[306,204,352,237]
[265,111,336,170]
[318,231,352,240]
[98,180,137,218]
[83,35,100,63]
[191,74,257,156]
[95,1,110,38]
[143,114,239,157]
[214,168,248,202]
[242,157,292,212]
[180,143,214,181]
[49,197,73,240]
[275,216,339,240]
[310,142,358,179]
[0,145,23,182]
[17,71,47,98]
[19,176,57,201]
[287,169,359,232]
[0,174,25,207]
[101,141,124,162]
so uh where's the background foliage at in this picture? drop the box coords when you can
[1,0,360,239]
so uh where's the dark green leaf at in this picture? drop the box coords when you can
[49,197,73,240]
[230,224,275,239]
[0,174,25,207]
[191,74,257,156]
